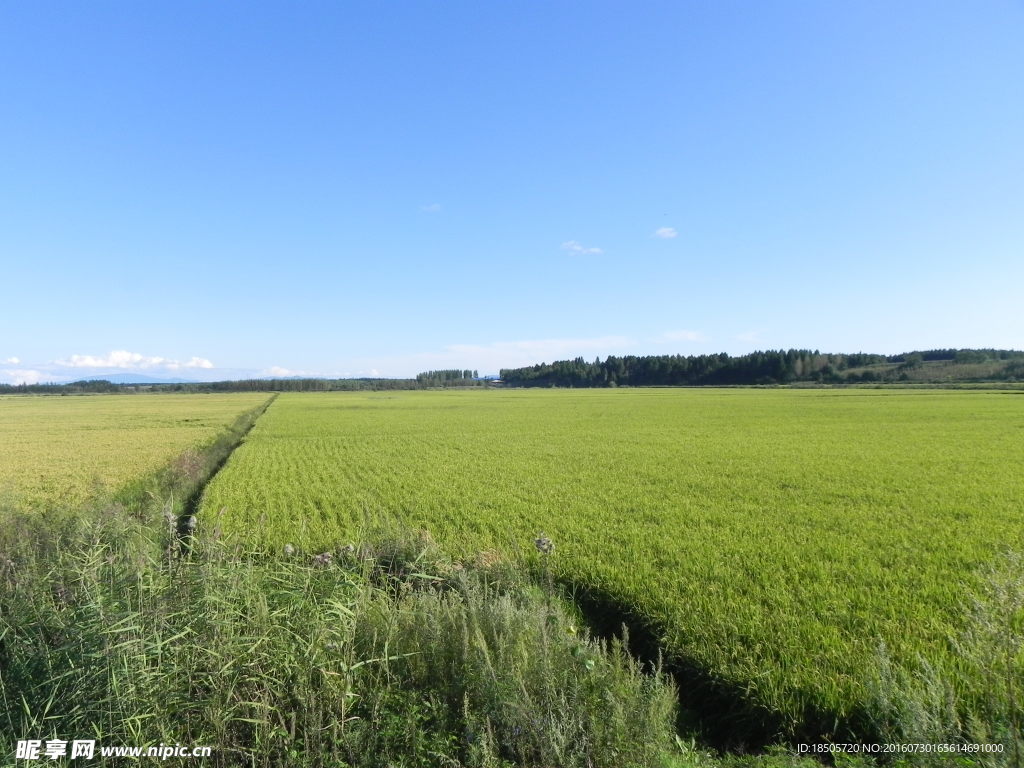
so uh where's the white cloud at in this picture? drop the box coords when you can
[58,351,162,368]
[3,356,19,364]
[660,330,705,342]
[265,366,301,378]
[421,203,442,213]
[1,369,51,385]
[653,227,678,239]
[735,330,765,344]
[55,350,214,370]
[561,240,603,255]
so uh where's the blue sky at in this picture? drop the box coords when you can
[2,1,1022,383]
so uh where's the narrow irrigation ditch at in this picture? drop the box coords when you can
[173,393,277,548]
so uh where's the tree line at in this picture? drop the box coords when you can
[498,349,1024,387]
[0,377,421,395]
[414,369,481,387]
[0,370,483,395]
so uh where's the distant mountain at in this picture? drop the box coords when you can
[80,373,198,385]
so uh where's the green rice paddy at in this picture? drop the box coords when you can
[200,388,1024,736]
[0,393,268,512]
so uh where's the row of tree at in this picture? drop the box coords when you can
[414,369,481,387]
[0,370,483,395]
[0,377,421,395]
[498,349,1024,387]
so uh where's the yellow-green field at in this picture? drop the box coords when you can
[201,389,1024,738]
[0,393,268,511]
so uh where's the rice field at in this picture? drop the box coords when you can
[200,388,1024,738]
[0,393,269,511]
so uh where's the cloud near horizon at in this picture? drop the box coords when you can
[265,366,298,378]
[1,369,48,386]
[653,227,678,239]
[56,350,214,370]
[0,350,221,385]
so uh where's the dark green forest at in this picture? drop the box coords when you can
[499,348,1024,387]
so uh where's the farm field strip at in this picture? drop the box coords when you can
[0,393,270,512]
[200,389,1024,735]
